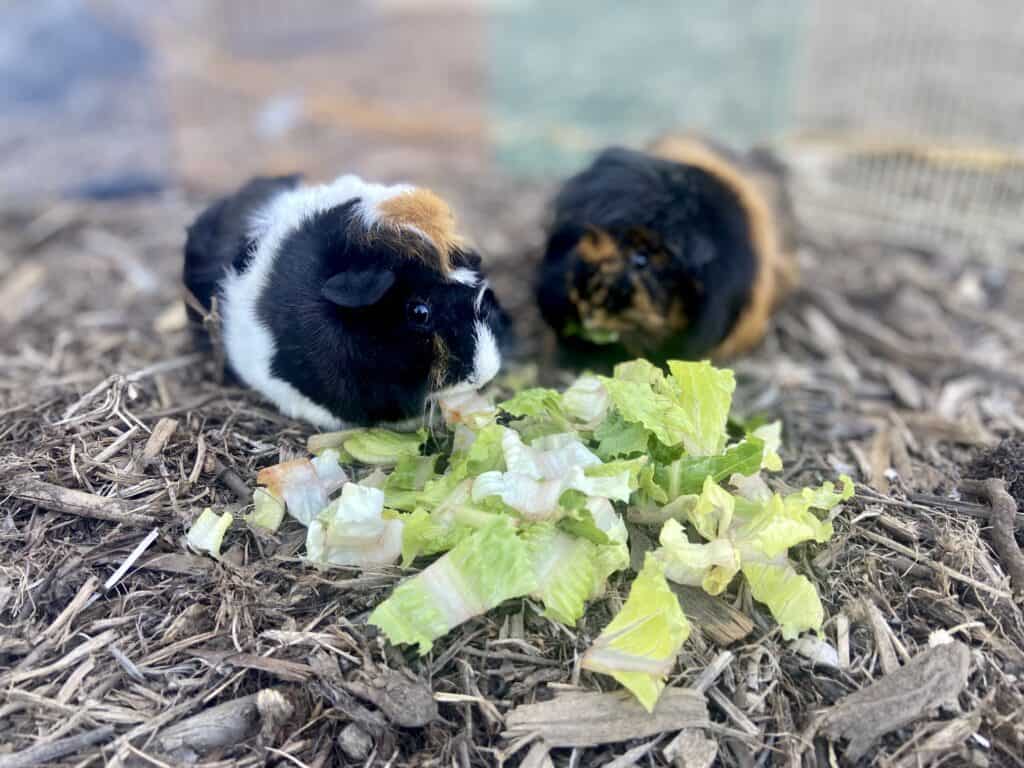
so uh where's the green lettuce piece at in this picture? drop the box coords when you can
[306,484,403,567]
[399,507,473,565]
[598,359,733,456]
[369,518,536,653]
[248,488,285,531]
[462,424,507,475]
[741,556,824,640]
[735,493,833,559]
[581,554,691,712]
[557,508,610,545]
[686,477,736,541]
[522,524,599,625]
[751,422,783,472]
[664,361,735,456]
[590,513,631,597]
[187,508,233,557]
[499,388,566,420]
[594,410,652,460]
[407,426,507,514]
[783,475,855,515]
[600,372,692,449]
[580,457,646,502]
[343,429,426,466]
[637,464,669,504]
[382,455,439,512]
[657,519,740,595]
[561,374,610,427]
[732,476,853,559]
[655,438,764,500]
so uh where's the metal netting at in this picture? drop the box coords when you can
[787,0,1024,250]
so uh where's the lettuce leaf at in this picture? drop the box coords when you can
[306,484,403,567]
[582,554,690,712]
[686,476,736,541]
[593,410,652,460]
[343,429,426,466]
[741,554,824,640]
[187,508,233,557]
[734,493,833,559]
[369,518,536,653]
[382,455,439,512]
[437,390,496,429]
[311,448,349,495]
[656,475,854,637]
[499,388,566,420]
[751,422,783,472]
[655,438,764,500]
[399,507,472,566]
[664,361,735,456]
[657,519,740,594]
[561,374,611,428]
[248,488,285,531]
[598,360,733,456]
[256,458,328,526]
[522,523,598,625]
[600,372,692,449]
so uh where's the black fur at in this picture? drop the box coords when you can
[184,179,508,426]
[536,146,758,363]
[183,174,302,338]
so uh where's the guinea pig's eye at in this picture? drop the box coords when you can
[629,251,649,269]
[406,300,432,328]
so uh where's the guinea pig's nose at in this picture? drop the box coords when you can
[603,272,633,313]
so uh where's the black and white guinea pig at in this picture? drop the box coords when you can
[183,173,511,429]
[536,135,796,365]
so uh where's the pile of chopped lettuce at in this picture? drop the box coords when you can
[187,359,852,712]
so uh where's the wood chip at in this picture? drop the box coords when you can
[663,729,718,768]
[142,417,179,463]
[157,692,263,754]
[187,649,313,682]
[503,689,709,748]
[820,641,971,760]
[0,725,114,768]
[853,598,901,675]
[8,477,158,527]
[519,740,554,768]
[868,424,893,494]
[344,668,437,728]
[337,722,374,762]
[671,585,753,646]
[891,710,983,768]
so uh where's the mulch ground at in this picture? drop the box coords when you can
[1,156,1022,767]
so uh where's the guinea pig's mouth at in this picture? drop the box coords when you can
[430,381,479,400]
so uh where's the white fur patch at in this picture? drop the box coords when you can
[470,321,501,389]
[449,267,479,286]
[474,279,490,312]
[223,174,413,430]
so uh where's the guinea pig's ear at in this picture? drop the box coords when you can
[321,269,396,308]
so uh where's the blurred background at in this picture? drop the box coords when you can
[2,0,1024,248]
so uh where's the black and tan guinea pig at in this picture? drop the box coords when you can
[183,173,511,430]
[536,135,797,366]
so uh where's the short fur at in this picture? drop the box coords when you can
[184,173,509,429]
[377,189,463,274]
[536,138,793,364]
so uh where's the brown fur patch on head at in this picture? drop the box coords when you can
[377,188,463,274]
[648,134,792,359]
[576,228,621,267]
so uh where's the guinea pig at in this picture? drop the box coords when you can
[183,173,511,430]
[535,135,796,365]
